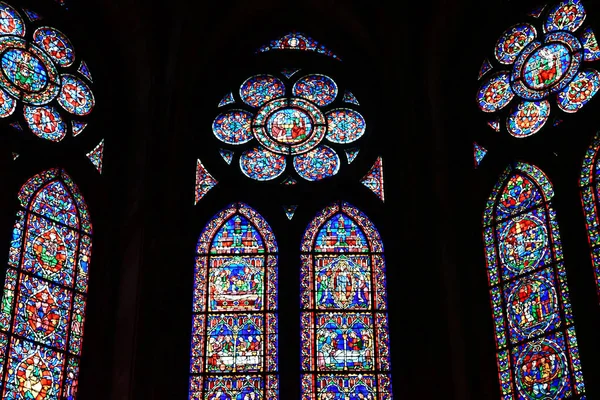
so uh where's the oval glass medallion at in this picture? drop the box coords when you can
[557,69,600,113]
[23,104,66,142]
[326,108,366,144]
[0,3,25,37]
[239,74,285,108]
[292,74,338,106]
[239,147,286,181]
[293,145,340,181]
[507,100,550,138]
[522,43,571,90]
[1,48,48,92]
[495,24,537,65]
[33,27,75,67]
[57,74,95,115]
[212,110,253,145]
[477,72,514,112]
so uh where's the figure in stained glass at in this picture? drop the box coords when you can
[210,70,367,182]
[483,162,586,398]
[300,202,391,399]
[477,0,599,137]
[0,7,95,140]
[1,169,92,400]
[189,203,278,400]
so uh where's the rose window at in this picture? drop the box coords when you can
[0,2,94,142]
[476,0,600,138]
[212,70,366,182]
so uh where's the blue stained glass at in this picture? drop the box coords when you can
[342,90,360,105]
[281,68,300,79]
[293,74,338,106]
[23,9,42,22]
[483,162,586,398]
[300,202,391,399]
[219,149,234,165]
[77,60,93,83]
[24,105,67,142]
[57,74,95,116]
[474,142,487,168]
[0,3,25,37]
[544,0,586,33]
[218,92,235,107]
[326,109,366,144]
[189,203,278,400]
[33,27,75,67]
[0,87,15,118]
[284,205,297,220]
[240,147,286,181]
[239,74,285,108]
[2,48,48,92]
[213,110,254,145]
[293,145,340,181]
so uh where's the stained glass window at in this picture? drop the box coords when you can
[483,162,585,399]
[256,32,341,61]
[361,157,384,202]
[0,2,95,141]
[300,201,392,399]
[580,132,600,300]
[189,202,278,400]
[1,168,92,399]
[195,159,218,204]
[212,70,366,183]
[476,0,600,138]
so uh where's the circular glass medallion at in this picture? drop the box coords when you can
[506,273,558,340]
[292,74,338,106]
[33,27,75,67]
[0,87,15,117]
[58,74,94,115]
[239,147,286,181]
[293,145,340,181]
[514,338,569,400]
[0,3,24,37]
[545,0,586,33]
[1,48,47,92]
[267,107,313,144]
[498,214,548,277]
[253,98,326,155]
[557,69,600,113]
[511,32,583,100]
[213,109,253,145]
[522,43,571,90]
[507,100,550,138]
[239,74,285,108]
[0,37,60,105]
[477,72,514,112]
[24,104,66,142]
[495,24,537,65]
[326,108,366,144]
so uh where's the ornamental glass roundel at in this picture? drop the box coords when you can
[477,0,598,137]
[212,69,367,182]
[0,3,95,141]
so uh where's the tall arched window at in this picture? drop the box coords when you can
[1,167,91,398]
[189,202,278,399]
[483,162,585,399]
[299,201,392,399]
[580,132,600,299]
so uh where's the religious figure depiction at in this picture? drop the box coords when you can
[206,317,263,372]
[316,315,374,371]
[499,215,548,274]
[315,256,370,309]
[209,257,263,311]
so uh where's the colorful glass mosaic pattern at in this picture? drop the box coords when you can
[195,159,218,204]
[479,59,493,80]
[477,0,597,137]
[213,72,366,182]
[1,168,92,400]
[342,90,360,105]
[257,32,341,61]
[579,132,600,301]
[292,74,338,106]
[0,5,95,141]
[473,142,487,168]
[345,148,359,164]
[361,157,384,202]
[219,149,233,165]
[86,138,104,173]
[300,202,391,399]
[483,162,586,399]
[190,202,278,400]
[283,205,297,220]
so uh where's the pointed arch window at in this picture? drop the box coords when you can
[1,168,92,398]
[580,132,600,299]
[483,162,585,399]
[189,202,278,399]
[299,201,392,399]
